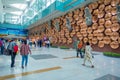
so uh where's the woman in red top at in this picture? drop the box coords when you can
[20,40,31,69]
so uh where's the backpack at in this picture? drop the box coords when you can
[13,45,18,53]
[0,41,2,47]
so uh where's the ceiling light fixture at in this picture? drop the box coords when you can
[10,3,27,10]
[10,11,23,15]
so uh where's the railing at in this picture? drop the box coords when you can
[26,0,85,27]
[3,0,85,29]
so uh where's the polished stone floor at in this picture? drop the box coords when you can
[0,47,120,80]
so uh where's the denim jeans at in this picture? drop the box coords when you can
[22,54,28,67]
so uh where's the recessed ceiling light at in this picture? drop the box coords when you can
[26,0,31,1]
[10,3,27,10]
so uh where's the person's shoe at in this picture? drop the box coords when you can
[11,65,15,68]
[22,66,24,69]
[11,66,14,68]
[91,65,94,68]
[81,56,84,58]
[82,64,85,66]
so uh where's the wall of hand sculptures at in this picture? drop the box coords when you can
[29,0,120,53]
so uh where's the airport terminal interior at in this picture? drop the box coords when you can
[0,0,120,80]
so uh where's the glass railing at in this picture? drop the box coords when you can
[24,0,85,28]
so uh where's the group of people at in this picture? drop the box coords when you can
[76,41,94,68]
[0,38,31,69]
[1,37,94,69]
[29,38,50,48]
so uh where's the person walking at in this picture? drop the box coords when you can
[46,39,50,48]
[39,39,42,47]
[7,40,13,56]
[11,43,18,68]
[82,42,94,68]
[20,40,31,69]
[7,39,18,68]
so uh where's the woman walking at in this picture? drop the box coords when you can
[82,42,94,68]
[20,40,31,69]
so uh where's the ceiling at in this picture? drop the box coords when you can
[0,0,31,24]
[0,0,98,29]
[0,0,60,27]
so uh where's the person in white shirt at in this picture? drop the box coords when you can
[82,42,94,68]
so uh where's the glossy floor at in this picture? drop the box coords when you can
[0,47,120,80]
